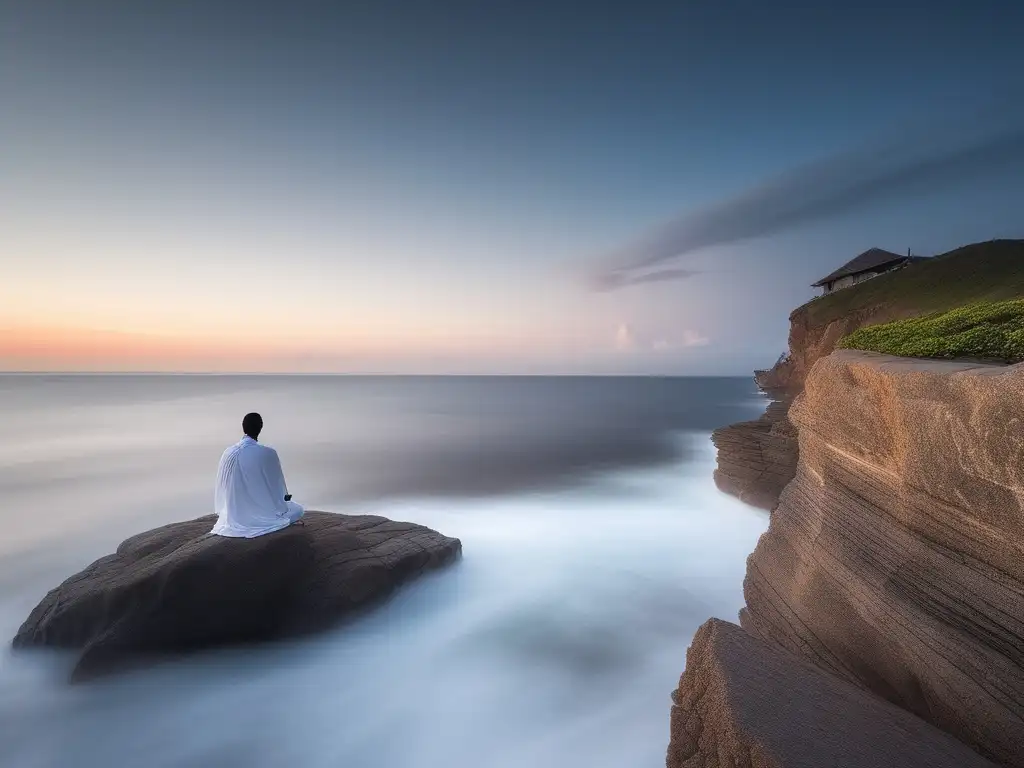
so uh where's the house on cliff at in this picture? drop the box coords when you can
[813,248,926,295]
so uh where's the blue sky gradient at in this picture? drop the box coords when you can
[2,1,1023,372]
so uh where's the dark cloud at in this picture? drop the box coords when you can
[590,267,702,292]
[596,98,1024,289]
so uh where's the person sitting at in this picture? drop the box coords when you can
[210,412,305,538]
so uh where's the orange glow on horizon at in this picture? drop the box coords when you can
[0,321,594,373]
[0,324,284,372]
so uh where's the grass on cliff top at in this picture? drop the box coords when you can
[797,239,1024,329]
[837,299,1024,363]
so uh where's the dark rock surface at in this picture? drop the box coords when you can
[13,511,461,681]
[711,395,798,511]
[668,619,998,768]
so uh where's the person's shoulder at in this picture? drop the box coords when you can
[220,441,242,458]
[255,443,280,458]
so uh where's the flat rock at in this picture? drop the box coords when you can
[13,511,461,681]
[668,619,998,768]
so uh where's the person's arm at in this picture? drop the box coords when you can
[278,456,292,501]
[263,449,291,508]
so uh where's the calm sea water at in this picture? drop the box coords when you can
[0,375,768,768]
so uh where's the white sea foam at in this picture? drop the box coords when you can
[0,376,767,768]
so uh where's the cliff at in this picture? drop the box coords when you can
[716,238,1024,511]
[763,239,1024,392]
[672,350,1024,767]
[711,396,798,511]
[741,350,1024,764]
[667,619,998,768]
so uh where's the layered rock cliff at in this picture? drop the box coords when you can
[710,396,798,511]
[716,304,890,509]
[741,350,1024,764]
[756,305,905,391]
[759,239,1024,393]
[717,301,903,511]
[672,350,1024,767]
[716,239,1024,512]
[667,619,999,768]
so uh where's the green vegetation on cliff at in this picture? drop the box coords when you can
[838,299,1024,362]
[798,239,1024,329]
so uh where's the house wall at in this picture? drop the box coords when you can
[819,258,914,295]
[823,268,884,294]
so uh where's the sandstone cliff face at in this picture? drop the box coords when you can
[668,618,999,768]
[730,240,1024,510]
[761,303,915,391]
[741,350,1024,765]
[716,304,906,510]
[718,295,987,512]
[711,397,798,511]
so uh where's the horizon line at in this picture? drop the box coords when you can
[0,370,752,379]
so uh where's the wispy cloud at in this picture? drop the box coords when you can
[594,97,1024,290]
[591,267,702,292]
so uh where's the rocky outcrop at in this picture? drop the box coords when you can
[760,239,1024,393]
[720,304,915,510]
[716,304,901,512]
[711,396,798,511]
[13,512,461,681]
[722,240,1024,511]
[741,351,1024,765]
[758,304,902,392]
[668,618,999,768]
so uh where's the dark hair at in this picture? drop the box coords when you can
[242,412,263,439]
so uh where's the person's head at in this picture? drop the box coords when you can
[242,412,263,440]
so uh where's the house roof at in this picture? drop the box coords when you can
[811,248,907,287]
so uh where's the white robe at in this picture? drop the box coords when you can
[211,436,305,538]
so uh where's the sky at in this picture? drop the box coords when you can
[2,1,1024,374]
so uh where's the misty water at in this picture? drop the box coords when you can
[0,375,767,768]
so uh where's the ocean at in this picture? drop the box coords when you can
[0,375,768,768]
